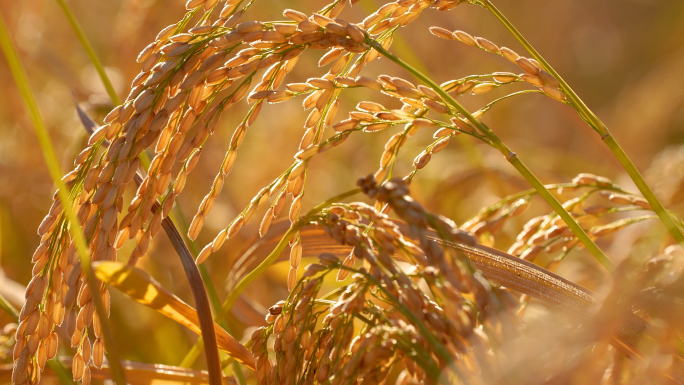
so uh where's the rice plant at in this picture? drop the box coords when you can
[1,0,684,384]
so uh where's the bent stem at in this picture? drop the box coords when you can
[0,14,127,385]
[368,40,615,272]
[180,188,362,367]
[479,0,684,247]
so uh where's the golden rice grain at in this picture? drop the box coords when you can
[360,106,388,119]
[82,366,91,385]
[290,240,302,268]
[606,193,632,205]
[326,22,348,38]
[308,77,335,89]
[87,125,108,146]
[355,76,383,90]
[423,99,449,114]
[289,161,306,181]
[188,213,205,240]
[410,118,435,128]
[429,26,455,40]
[267,90,294,103]
[364,123,390,132]
[82,334,91,366]
[289,195,302,222]
[287,267,297,292]
[169,33,192,43]
[346,23,366,44]
[453,81,475,94]
[520,74,544,87]
[273,190,288,217]
[12,346,29,384]
[516,57,540,76]
[395,86,423,99]
[136,43,158,64]
[492,72,518,83]
[541,85,566,101]
[227,215,244,239]
[46,332,57,360]
[538,70,560,88]
[333,118,359,132]
[498,47,519,64]
[72,351,84,380]
[413,152,431,169]
[453,30,477,46]
[476,37,499,53]
[429,137,451,154]
[196,244,212,265]
[631,196,652,210]
[295,145,320,160]
[471,82,497,94]
[92,338,104,368]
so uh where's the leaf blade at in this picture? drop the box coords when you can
[93,261,255,370]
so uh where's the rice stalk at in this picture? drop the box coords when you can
[55,0,121,106]
[367,40,614,272]
[5,0,684,384]
[477,0,684,247]
[0,12,126,385]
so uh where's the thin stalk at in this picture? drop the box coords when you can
[46,360,78,385]
[233,361,247,385]
[0,13,127,385]
[368,40,614,272]
[180,188,362,367]
[55,0,120,105]
[56,0,153,173]
[480,0,684,247]
[0,293,18,319]
[360,4,506,194]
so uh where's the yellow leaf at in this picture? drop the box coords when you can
[2,361,221,385]
[93,261,255,370]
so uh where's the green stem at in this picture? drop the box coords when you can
[604,135,684,244]
[47,360,78,385]
[54,0,155,173]
[0,293,18,319]
[371,12,507,195]
[232,361,247,385]
[0,14,127,385]
[179,188,361,367]
[368,40,614,272]
[55,0,120,105]
[480,0,684,247]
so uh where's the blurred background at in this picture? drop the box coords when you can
[1,0,683,372]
